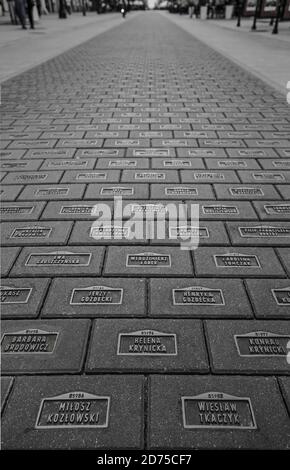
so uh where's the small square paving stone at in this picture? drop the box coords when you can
[0,160,43,172]
[151,158,205,169]
[1,278,50,319]
[18,184,85,201]
[0,201,46,221]
[85,183,149,200]
[237,170,290,184]
[245,279,290,319]
[104,246,193,277]
[205,159,260,170]
[95,158,149,169]
[149,278,252,318]
[1,221,72,246]
[2,171,63,186]
[194,200,257,220]
[214,184,280,200]
[1,375,144,449]
[86,319,208,373]
[148,375,290,449]
[0,150,26,159]
[40,200,114,220]
[258,159,290,170]
[177,148,227,158]
[69,221,149,245]
[23,149,76,159]
[1,319,90,374]
[150,221,229,246]
[126,148,176,158]
[0,185,23,201]
[193,246,285,277]
[10,246,105,277]
[151,184,215,200]
[121,170,179,183]
[1,247,21,277]
[61,170,120,184]
[226,148,278,159]
[253,201,290,221]
[278,378,290,415]
[276,248,290,276]
[40,158,96,171]
[276,185,290,200]
[226,222,290,246]
[8,140,57,149]
[42,277,146,318]
[56,139,104,148]
[75,148,125,158]
[206,320,290,375]
[1,377,14,412]
[181,170,239,184]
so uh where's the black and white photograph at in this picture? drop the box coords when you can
[0,0,290,461]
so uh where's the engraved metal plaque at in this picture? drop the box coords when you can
[182,392,257,429]
[234,331,290,356]
[133,149,170,157]
[130,203,166,215]
[0,285,32,304]
[90,226,129,239]
[117,329,177,355]
[214,253,260,268]
[163,160,191,167]
[70,285,123,305]
[169,226,208,239]
[253,173,284,181]
[35,188,69,196]
[135,172,165,180]
[100,187,134,196]
[271,287,290,305]
[264,204,290,215]
[1,329,58,354]
[202,205,239,215]
[60,205,93,214]
[230,187,263,196]
[238,226,290,237]
[194,173,224,180]
[10,226,52,239]
[35,392,110,429]
[173,286,224,306]
[25,251,92,266]
[126,252,171,267]
[165,187,198,196]
[76,172,107,180]
[0,206,34,215]
[109,160,137,167]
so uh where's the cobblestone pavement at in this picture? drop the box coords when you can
[1,11,290,450]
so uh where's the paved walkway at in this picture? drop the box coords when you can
[164,13,290,95]
[1,10,290,450]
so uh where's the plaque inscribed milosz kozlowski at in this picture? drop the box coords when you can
[35,392,110,429]
[126,252,171,267]
[234,331,290,357]
[117,330,177,356]
[182,392,257,429]
[1,329,59,354]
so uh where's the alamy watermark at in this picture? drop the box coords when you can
[89,197,200,250]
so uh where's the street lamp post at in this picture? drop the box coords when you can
[236,0,243,26]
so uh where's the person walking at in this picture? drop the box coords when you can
[26,0,34,28]
[14,0,26,29]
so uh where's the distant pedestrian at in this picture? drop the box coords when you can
[14,0,26,29]
[26,0,35,29]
